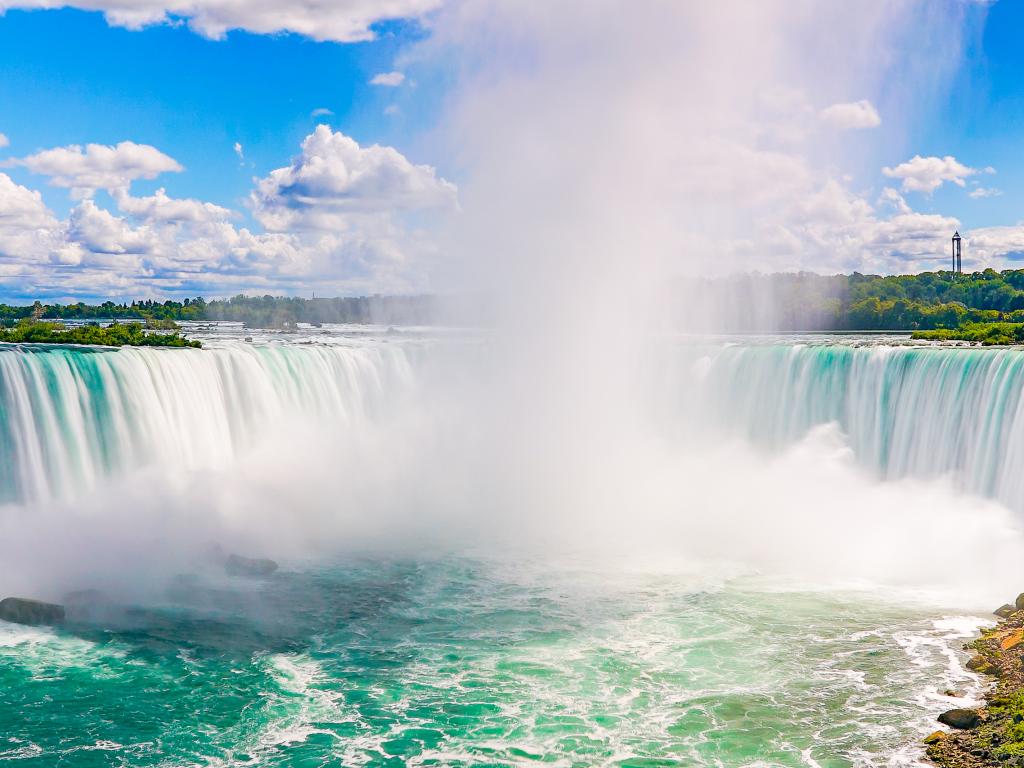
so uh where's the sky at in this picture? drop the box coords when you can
[0,0,1020,301]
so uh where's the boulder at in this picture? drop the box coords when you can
[1001,629,1024,651]
[966,655,998,675]
[943,689,966,698]
[923,731,948,745]
[938,708,981,730]
[0,597,65,626]
[1015,592,1024,610]
[225,554,278,578]
[995,603,1016,618]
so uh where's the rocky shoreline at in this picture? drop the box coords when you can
[926,595,1024,766]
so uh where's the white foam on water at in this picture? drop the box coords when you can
[0,620,127,680]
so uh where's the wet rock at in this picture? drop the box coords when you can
[966,655,999,675]
[938,708,981,730]
[924,730,948,745]
[1001,629,1024,651]
[0,597,65,626]
[943,689,967,698]
[995,603,1016,618]
[225,554,278,578]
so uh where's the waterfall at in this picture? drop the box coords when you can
[699,343,1024,511]
[0,342,417,504]
[5,338,1024,517]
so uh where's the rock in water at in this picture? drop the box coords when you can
[995,603,1016,618]
[0,597,65,625]
[225,554,278,578]
[938,708,981,730]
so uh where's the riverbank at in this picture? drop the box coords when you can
[926,596,1024,766]
[913,324,1024,346]
[0,321,201,348]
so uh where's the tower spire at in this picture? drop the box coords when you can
[952,231,962,277]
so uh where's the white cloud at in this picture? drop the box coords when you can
[233,142,244,161]
[0,125,456,299]
[0,172,61,262]
[15,141,182,197]
[0,0,442,42]
[310,107,334,118]
[819,99,881,130]
[882,155,978,195]
[0,133,9,149]
[113,188,233,224]
[251,125,457,232]
[966,226,1024,264]
[67,199,155,257]
[0,172,53,230]
[969,186,1001,199]
[370,71,405,87]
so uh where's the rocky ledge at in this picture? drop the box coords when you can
[927,593,1024,766]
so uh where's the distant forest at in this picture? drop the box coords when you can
[697,269,1024,332]
[6,270,1024,332]
[0,295,440,329]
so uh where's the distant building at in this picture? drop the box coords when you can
[952,231,962,276]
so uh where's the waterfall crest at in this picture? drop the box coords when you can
[701,343,1024,510]
[0,342,416,504]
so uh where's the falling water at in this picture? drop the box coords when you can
[0,341,417,504]
[698,341,1024,512]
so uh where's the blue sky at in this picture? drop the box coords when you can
[0,1,1020,300]
[0,9,431,219]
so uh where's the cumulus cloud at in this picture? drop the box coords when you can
[882,154,978,195]
[15,141,182,197]
[113,187,233,224]
[251,125,457,232]
[0,0,441,42]
[0,125,455,299]
[819,99,881,129]
[967,226,1024,264]
[0,172,61,262]
[0,172,53,230]
[370,71,405,87]
[67,199,156,257]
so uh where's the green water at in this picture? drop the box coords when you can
[0,559,984,767]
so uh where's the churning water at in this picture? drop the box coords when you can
[0,330,1019,767]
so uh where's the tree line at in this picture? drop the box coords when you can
[0,295,438,329]
[696,269,1024,331]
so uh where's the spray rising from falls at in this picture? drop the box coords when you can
[1,338,1024,604]
[5,340,1024,513]
[698,342,1024,512]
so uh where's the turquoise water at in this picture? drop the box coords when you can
[699,342,1024,509]
[0,559,986,767]
[0,335,1014,766]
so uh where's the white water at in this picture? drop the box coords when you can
[0,333,1022,607]
[0,339,418,504]
[697,341,1024,514]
